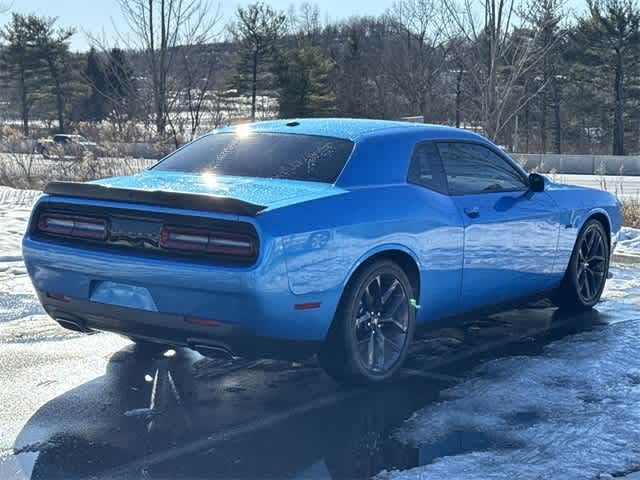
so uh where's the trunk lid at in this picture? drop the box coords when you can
[92,170,346,213]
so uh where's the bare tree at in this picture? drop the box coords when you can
[444,0,552,141]
[521,0,568,153]
[385,0,449,123]
[174,49,217,141]
[115,0,220,136]
[287,2,322,43]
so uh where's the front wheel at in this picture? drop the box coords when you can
[319,260,416,384]
[553,219,610,311]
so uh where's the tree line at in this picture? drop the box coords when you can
[1,0,639,155]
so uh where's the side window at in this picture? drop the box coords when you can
[407,142,446,194]
[437,142,527,195]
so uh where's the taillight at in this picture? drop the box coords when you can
[38,213,108,240]
[160,226,255,257]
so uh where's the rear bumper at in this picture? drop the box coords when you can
[23,235,342,343]
[40,291,320,360]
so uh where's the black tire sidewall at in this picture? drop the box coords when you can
[338,260,416,383]
[567,219,609,308]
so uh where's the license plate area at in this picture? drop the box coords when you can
[90,281,158,312]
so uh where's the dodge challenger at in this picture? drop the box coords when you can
[22,119,621,383]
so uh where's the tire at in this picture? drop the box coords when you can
[553,218,610,311]
[319,259,416,385]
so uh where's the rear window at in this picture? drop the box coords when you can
[154,132,354,183]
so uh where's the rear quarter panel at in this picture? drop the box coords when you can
[258,184,465,323]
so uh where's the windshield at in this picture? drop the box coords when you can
[153,132,354,183]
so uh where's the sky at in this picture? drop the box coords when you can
[2,0,585,52]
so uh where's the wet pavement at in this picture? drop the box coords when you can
[1,265,640,479]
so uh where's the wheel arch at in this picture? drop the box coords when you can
[580,209,612,247]
[319,245,421,343]
[553,208,612,310]
[342,245,421,304]
[322,244,421,346]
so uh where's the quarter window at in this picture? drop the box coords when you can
[407,142,446,193]
[437,143,526,195]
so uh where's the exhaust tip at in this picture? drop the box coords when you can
[189,341,235,359]
[55,317,91,333]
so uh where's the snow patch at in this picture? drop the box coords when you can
[618,227,640,257]
[0,186,40,267]
[388,320,640,480]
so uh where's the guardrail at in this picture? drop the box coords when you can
[513,153,640,175]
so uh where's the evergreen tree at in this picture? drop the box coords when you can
[83,47,109,121]
[0,14,48,135]
[34,18,84,133]
[277,45,335,117]
[15,16,87,134]
[105,47,138,125]
[574,0,640,155]
[229,2,286,121]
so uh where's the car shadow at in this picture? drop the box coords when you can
[12,306,608,480]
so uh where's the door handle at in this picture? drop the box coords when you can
[464,206,480,218]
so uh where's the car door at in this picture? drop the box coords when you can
[406,141,465,320]
[436,141,561,309]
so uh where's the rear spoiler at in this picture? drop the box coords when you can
[44,181,267,217]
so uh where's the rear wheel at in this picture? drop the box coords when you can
[319,260,416,384]
[553,219,609,311]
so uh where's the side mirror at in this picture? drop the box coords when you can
[528,173,545,193]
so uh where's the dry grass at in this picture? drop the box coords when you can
[598,170,640,228]
[0,126,156,189]
[621,199,640,229]
[0,153,155,190]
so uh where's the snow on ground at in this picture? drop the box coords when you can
[0,187,39,263]
[0,188,47,332]
[384,262,640,480]
[619,227,640,258]
[386,316,640,480]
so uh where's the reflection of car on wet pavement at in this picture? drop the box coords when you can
[22,118,621,384]
[11,304,626,480]
[34,134,104,159]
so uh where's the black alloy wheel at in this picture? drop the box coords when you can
[319,260,416,384]
[553,219,610,310]
[576,223,608,303]
[354,272,411,374]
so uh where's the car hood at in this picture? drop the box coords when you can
[93,170,346,211]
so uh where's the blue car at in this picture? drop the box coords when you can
[23,119,621,383]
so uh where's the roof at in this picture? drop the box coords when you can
[216,118,481,143]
